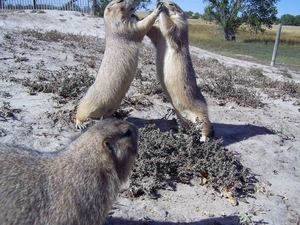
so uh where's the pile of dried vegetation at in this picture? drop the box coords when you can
[126,120,257,203]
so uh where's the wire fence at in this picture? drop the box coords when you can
[0,0,93,14]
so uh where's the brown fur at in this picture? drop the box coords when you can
[146,0,213,141]
[75,0,163,129]
[0,118,138,225]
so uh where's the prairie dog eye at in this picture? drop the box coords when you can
[118,0,124,3]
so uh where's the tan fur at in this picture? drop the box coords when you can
[146,1,213,141]
[0,119,138,225]
[75,0,163,129]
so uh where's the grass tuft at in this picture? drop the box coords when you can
[22,65,95,101]
[0,101,21,119]
[126,120,257,200]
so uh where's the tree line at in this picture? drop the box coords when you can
[278,14,300,26]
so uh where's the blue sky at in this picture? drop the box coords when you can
[146,0,300,17]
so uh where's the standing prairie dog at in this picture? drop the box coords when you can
[146,0,213,141]
[0,119,138,225]
[75,0,163,129]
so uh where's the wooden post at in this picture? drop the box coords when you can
[271,23,282,67]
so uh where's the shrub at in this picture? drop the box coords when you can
[127,120,257,201]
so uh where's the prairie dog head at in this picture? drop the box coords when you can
[104,0,136,19]
[77,119,138,183]
[102,119,138,182]
[160,0,186,20]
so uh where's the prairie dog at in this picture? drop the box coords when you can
[75,0,163,129]
[0,119,138,225]
[147,1,213,141]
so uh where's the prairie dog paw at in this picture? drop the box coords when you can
[75,120,86,130]
[155,1,164,14]
[200,136,207,142]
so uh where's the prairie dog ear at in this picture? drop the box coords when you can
[102,137,113,152]
[101,137,118,163]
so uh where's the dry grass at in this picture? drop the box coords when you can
[240,26,300,46]
[193,57,300,106]
[0,101,21,120]
[136,11,151,19]
[22,65,95,102]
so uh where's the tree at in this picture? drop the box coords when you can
[202,0,279,41]
[95,0,152,17]
[280,14,295,25]
[184,11,194,19]
[192,12,201,19]
[294,15,300,26]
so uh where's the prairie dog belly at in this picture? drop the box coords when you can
[99,45,139,95]
[158,47,188,102]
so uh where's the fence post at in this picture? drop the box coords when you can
[91,0,96,16]
[271,23,282,67]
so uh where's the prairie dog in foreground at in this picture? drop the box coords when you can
[75,0,163,129]
[146,0,213,141]
[0,119,138,225]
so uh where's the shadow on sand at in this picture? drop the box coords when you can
[104,215,242,225]
[127,117,274,146]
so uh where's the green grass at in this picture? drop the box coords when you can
[188,22,300,66]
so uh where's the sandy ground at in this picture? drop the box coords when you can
[0,10,300,225]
